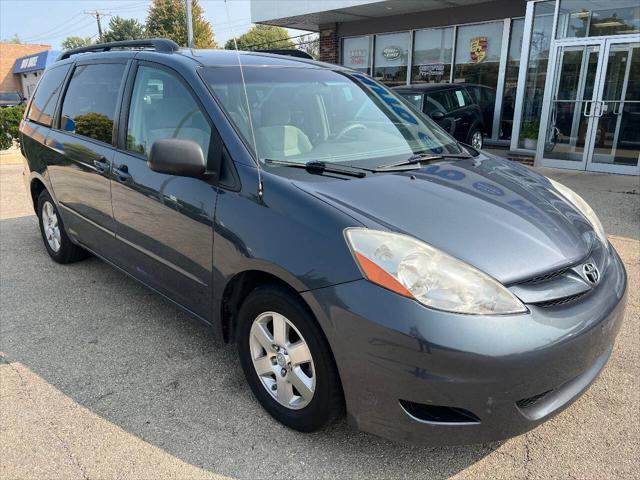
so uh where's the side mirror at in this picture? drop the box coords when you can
[148,138,206,178]
[431,111,445,121]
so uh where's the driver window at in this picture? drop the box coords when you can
[126,65,211,157]
[424,91,452,115]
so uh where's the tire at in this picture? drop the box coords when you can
[468,128,483,149]
[237,284,343,432]
[37,190,88,264]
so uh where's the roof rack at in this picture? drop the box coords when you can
[256,49,314,60]
[57,38,180,61]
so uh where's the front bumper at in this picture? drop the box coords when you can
[302,246,627,445]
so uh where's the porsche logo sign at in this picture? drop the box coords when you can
[470,37,488,64]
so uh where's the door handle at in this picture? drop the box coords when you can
[583,100,593,117]
[114,164,131,182]
[93,156,109,173]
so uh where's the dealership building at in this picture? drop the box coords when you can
[252,0,639,175]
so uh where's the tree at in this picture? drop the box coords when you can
[145,0,217,48]
[224,24,294,51]
[103,16,146,43]
[61,36,93,50]
[297,34,319,59]
[1,34,22,44]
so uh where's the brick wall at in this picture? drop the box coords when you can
[0,43,50,94]
[319,24,338,64]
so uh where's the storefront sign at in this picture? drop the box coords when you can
[382,46,401,60]
[419,63,445,76]
[470,37,488,63]
[349,48,368,65]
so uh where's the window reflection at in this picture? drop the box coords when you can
[342,36,372,74]
[517,0,555,150]
[373,32,410,86]
[412,28,454,84]
[557,0,640,38]
[453,22,504,91]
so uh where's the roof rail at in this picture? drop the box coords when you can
[57,38,180,61]
[256,49,314,60]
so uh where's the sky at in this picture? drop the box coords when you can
[0,0,310,50]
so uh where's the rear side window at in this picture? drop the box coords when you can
[27,64,70,127]
[126,65,211,157]
[60,63,126,144]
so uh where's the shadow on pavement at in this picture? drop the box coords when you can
[0,216,497,479]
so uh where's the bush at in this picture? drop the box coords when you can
[520,121,539,140]
[0,104,25,150]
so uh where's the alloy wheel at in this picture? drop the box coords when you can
[249,311,316,409]
[471,131,483,149]
[42,201,61,252]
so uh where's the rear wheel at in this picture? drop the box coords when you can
[37,190,87,263]
[237,284,343,432]
[469,129,483,149]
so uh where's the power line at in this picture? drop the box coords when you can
[22,13,85,42]
[24,18,96,43]
[84,10,112,43]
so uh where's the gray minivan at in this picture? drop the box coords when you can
[20,39,627,445]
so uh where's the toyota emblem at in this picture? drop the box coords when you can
[583,263,600,285]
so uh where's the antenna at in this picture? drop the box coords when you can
[223,0,263,199]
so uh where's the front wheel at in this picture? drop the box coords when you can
[468,129,483,150]
[237,285,343,432]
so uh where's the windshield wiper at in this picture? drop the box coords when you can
[373,151,472,171]
[264,159,367,178]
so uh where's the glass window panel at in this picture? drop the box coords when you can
[425,91,453,115]
[453,21,504,90]
[27,64,70,127]
[411,27,454,84]
[127,66,211,157]
[499,18,525,140]
[592,45,640,167]
[557,0,640,38]
[517,0,555,149]
[373,32,410,86]
[60,63,126,144]
[342,36,372,73]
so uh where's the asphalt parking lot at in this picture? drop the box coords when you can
[1,158,639,479]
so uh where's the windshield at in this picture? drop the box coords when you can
[200,66,463,169]
[0,92,21,102]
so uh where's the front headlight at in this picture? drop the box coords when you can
[345,228,527,315]
[548,179,607,246]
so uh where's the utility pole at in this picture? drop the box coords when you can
[84,10,111,43]
[185,0,194,48]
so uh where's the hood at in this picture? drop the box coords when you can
[294,155,598,284]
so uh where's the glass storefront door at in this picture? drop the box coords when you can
[588,42,640,173]
[538,35,640,174]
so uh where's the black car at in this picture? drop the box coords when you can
[394,84,486,149]
[464,83,497,136]
[0,91,25,108]
[19,39,626,446]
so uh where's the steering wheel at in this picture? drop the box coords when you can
[336,123,367,140]
[172,108,201,137]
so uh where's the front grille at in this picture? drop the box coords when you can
[516,389,554,409]
[520,267,570,285]
[533,290,591,308]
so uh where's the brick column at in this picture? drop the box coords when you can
[319,23,338,64]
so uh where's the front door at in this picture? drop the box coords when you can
[538,36,639,175]
[110,62,218,320]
